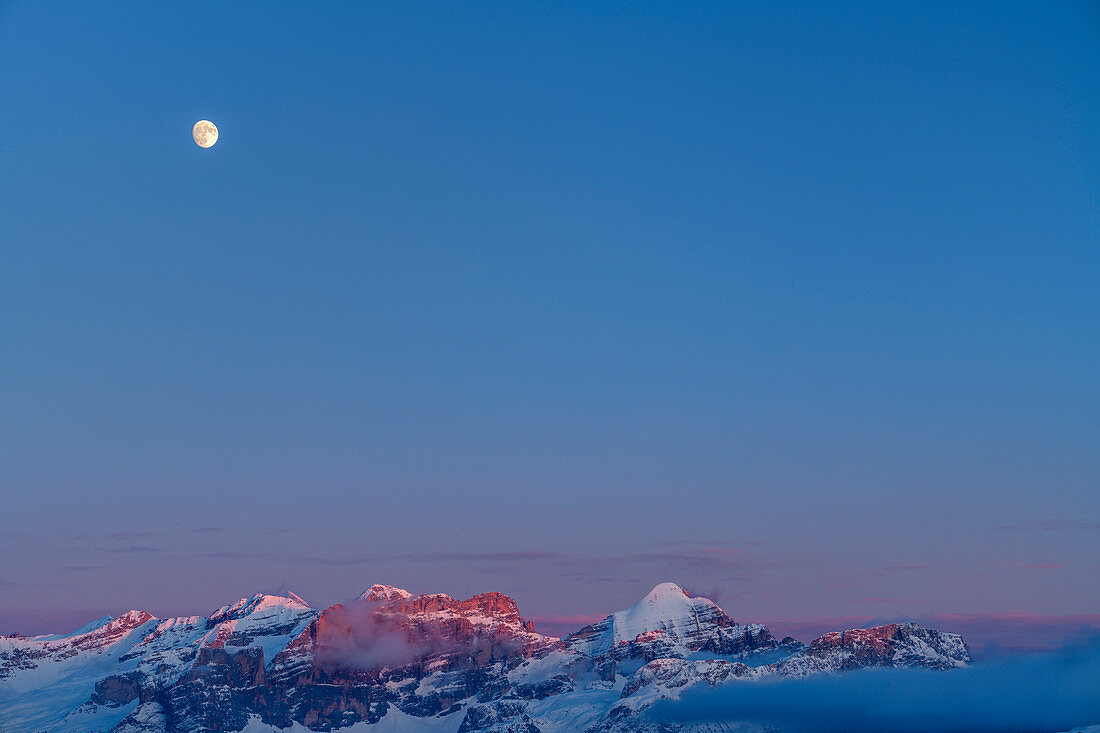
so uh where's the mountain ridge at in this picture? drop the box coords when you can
[0,580,973,733]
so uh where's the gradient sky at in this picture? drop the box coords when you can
[2,1,1098,639]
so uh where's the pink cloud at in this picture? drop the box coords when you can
[868,563,936,577]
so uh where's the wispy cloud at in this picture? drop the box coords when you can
[991,519,1100,532]
[920,612,1100,655]
[404,551,569,562]
[868,563,937,577]
[286,553,375,567]
[192,545,788,583]
[61,564,109,573]
[199,551,253,560]
[650,538,768,549]
[104,545,163,554]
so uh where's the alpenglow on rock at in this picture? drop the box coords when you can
[0,582,972,733]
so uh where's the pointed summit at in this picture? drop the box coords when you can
[209,592,312,623]
[602,582,726,649]
[360,584,413,602]
[273,585,310,608]
[640,581,692,603]
[565,582,779,661]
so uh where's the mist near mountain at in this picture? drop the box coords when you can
[310,600,429,672]
[652,637,1100,733]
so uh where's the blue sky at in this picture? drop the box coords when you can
[1,1,1098,634]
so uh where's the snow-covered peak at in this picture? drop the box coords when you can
[209,593,312,623]
[82,610,156,642]
[642,582,692,603]
[282,590,309,606]
[33,610,152,645]
[116,610,154,626]
[563,582,776,660]
[607,583,724,645]
[360,584,413,602]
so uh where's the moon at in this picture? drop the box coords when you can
[192,120,219,148]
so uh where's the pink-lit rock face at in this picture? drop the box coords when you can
[275,586,560,682]
[72,610,156,651]
[0,582,974,732]
[0,609,157,682]
[355,585,547,643]
[772,621,972,678]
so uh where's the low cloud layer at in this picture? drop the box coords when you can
[650,639,1100,733]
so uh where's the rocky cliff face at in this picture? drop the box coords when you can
[0,582,972,733]
[262,585,564,729]
[770,621,971,678]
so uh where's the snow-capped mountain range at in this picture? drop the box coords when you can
[0,582,972,733]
